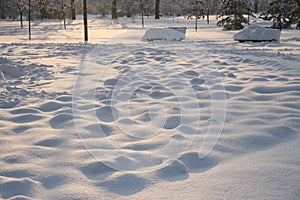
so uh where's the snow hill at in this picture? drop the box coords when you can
[0,16,299,200]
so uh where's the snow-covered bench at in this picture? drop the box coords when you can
[233,26,281,43]
[142,27,187,41]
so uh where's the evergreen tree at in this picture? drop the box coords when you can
[295,0,300,29]
[217,0,253,30]
[260,0,300,29]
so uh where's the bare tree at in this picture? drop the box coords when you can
[155,0,160,19]
[112,0,117,19]
[198,0,211,24]
[14,0,26,28]
[29,0,31,40]
[60,0,67,29]
[83,0,88,41]
[71,0,76,19]
[39,0,48,19]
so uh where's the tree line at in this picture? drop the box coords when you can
[0,0,273,20]
[0,0,299,30]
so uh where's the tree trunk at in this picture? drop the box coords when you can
[71,0,76,20]
[20,11,23,29]
[234,1,237,30]
[61,0,66,29]
[112,0,117,19]
[141,0,144,27]
[63,12,66,29]
[102,10,106,18]
[126,0,131,18]
[207,8,209,24]
[254,0,258,13]
[29,0,31,40]
[155,0,160,19]
[83,0,88,41]
[16,2,24,29]
[99,0,106,18]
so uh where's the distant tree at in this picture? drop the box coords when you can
[95,0,108,17]
[217,0,253,30]
[71,0,76,19]
[112,0,117,19]
[175,0,192,16]
[260,0,300,29]
[197,0,211,24]
[0,0,6,19]
[143,0,154,16]
[256,0,273,12]
[15,0,27,28]
[125,0,131,17]
[295,0,300,28]
[34,0,56,19]
[56,0,68,29]
[155,0,160,19]
[39,0,48,19]
[160,0,172,16]
[0,0,21,19]
[254,0,258,12]
[122,0,134,17]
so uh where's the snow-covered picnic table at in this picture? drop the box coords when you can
[142,27,187,41]
[233,26,281,42]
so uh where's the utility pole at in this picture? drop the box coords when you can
[83,0,88,42]
[28,0,31,40]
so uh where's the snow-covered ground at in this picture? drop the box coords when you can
[0,16,300,199]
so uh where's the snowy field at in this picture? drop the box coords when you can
[0,16,300,199]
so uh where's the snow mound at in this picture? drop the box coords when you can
[142,28,185,41]
[0,57,25,78]
[233,26,281,42]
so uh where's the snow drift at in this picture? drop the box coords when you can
[0,17,300,200]
[0,57,25,78]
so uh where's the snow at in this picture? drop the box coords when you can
[0,16,299,199]
[142,28,185,41]
[233,26,281,42]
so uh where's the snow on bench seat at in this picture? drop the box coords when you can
[142,28,186,41]
[233,26,281,42]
